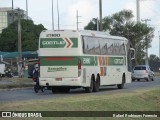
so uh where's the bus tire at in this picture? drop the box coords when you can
[34,85,39,93]
[60,88,70,93]
[117,74,125,89]
[41,87,45,92]
[52,87,58,93]
[85,77,94,93]
[93,75,100,92]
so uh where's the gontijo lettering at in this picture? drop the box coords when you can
[42,41,65,45]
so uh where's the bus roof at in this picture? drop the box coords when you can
[40,30,128,41]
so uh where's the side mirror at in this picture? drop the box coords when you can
[130,48,135,60]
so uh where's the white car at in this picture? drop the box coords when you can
[132,65,154,82]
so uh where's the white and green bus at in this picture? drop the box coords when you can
[38,30,135,93]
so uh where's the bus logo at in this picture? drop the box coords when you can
[40,38,78,48]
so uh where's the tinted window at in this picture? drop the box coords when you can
[82,35,126,55]
[134,66,146,70]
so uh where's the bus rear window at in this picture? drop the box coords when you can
[134,66,146,70]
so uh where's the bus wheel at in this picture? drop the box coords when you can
[34,85,39,93]
[40,87,45,92]
[117,75,125,89]
[85,77,94,93]
[93,75,100,92]
[60,88,70,93]
[52,87,58,93]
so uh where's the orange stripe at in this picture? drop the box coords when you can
[100,67,104,76]
[98,56,103,66]
[105,57,108,66]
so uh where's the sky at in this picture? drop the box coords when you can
[0,0,160,57]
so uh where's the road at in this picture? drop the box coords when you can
[0,78,160,102]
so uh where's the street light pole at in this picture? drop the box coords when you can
[141,19,151,65]
[57,0,60,30]
[17,8,22,77]
[99,0,102,31]
[52,0,54,30]
[136,0,140,22]
[26,0,28,20]
[12,0,14,22]
[158,31,160,59]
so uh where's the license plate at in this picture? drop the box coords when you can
[55,78,62,81]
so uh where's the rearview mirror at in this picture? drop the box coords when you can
[130,48,135,60]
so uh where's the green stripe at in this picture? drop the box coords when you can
[39,56,125,66]
[102,57,105,65]
[80,56,97,66]
[70,38,78,48]
[40,57,78,66]
[104,67,107,76]
[108,57,125,65]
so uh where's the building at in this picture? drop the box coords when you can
[0,7,30,34]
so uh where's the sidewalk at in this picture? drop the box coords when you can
[0,77,34,90]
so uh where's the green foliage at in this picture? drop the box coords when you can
[149,54,160,61]
[84,10,155,65]
[84,18,98,30]
[149,54,160,72]
[0,19,46,52]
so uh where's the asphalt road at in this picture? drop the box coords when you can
[0,78,160,102]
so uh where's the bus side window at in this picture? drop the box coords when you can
[82,36,88,54]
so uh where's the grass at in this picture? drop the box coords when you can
[0,87,159,120]
[1,87,159,111]
[0,77,159,120]
[0,77,34,89]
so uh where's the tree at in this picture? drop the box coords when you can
[149,54,160,62]
[84,18,98,30]
[0,19,46,52]
[84,10,154,65]
[149,54,160,72]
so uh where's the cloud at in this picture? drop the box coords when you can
[124,0,156,20]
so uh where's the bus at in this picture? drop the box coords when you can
[38,30,135,93]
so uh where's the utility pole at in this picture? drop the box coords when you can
[52,0,54,30]
[97,17,99,31]
[57,0,60,30]
[17,8,22,77]
[12,0,14,22]
[99,0,102,31]
[136,0,140,22]
[141,19,151,65]
[76,10,81,30]
[158,31,160,59]
[26,0,28,20]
